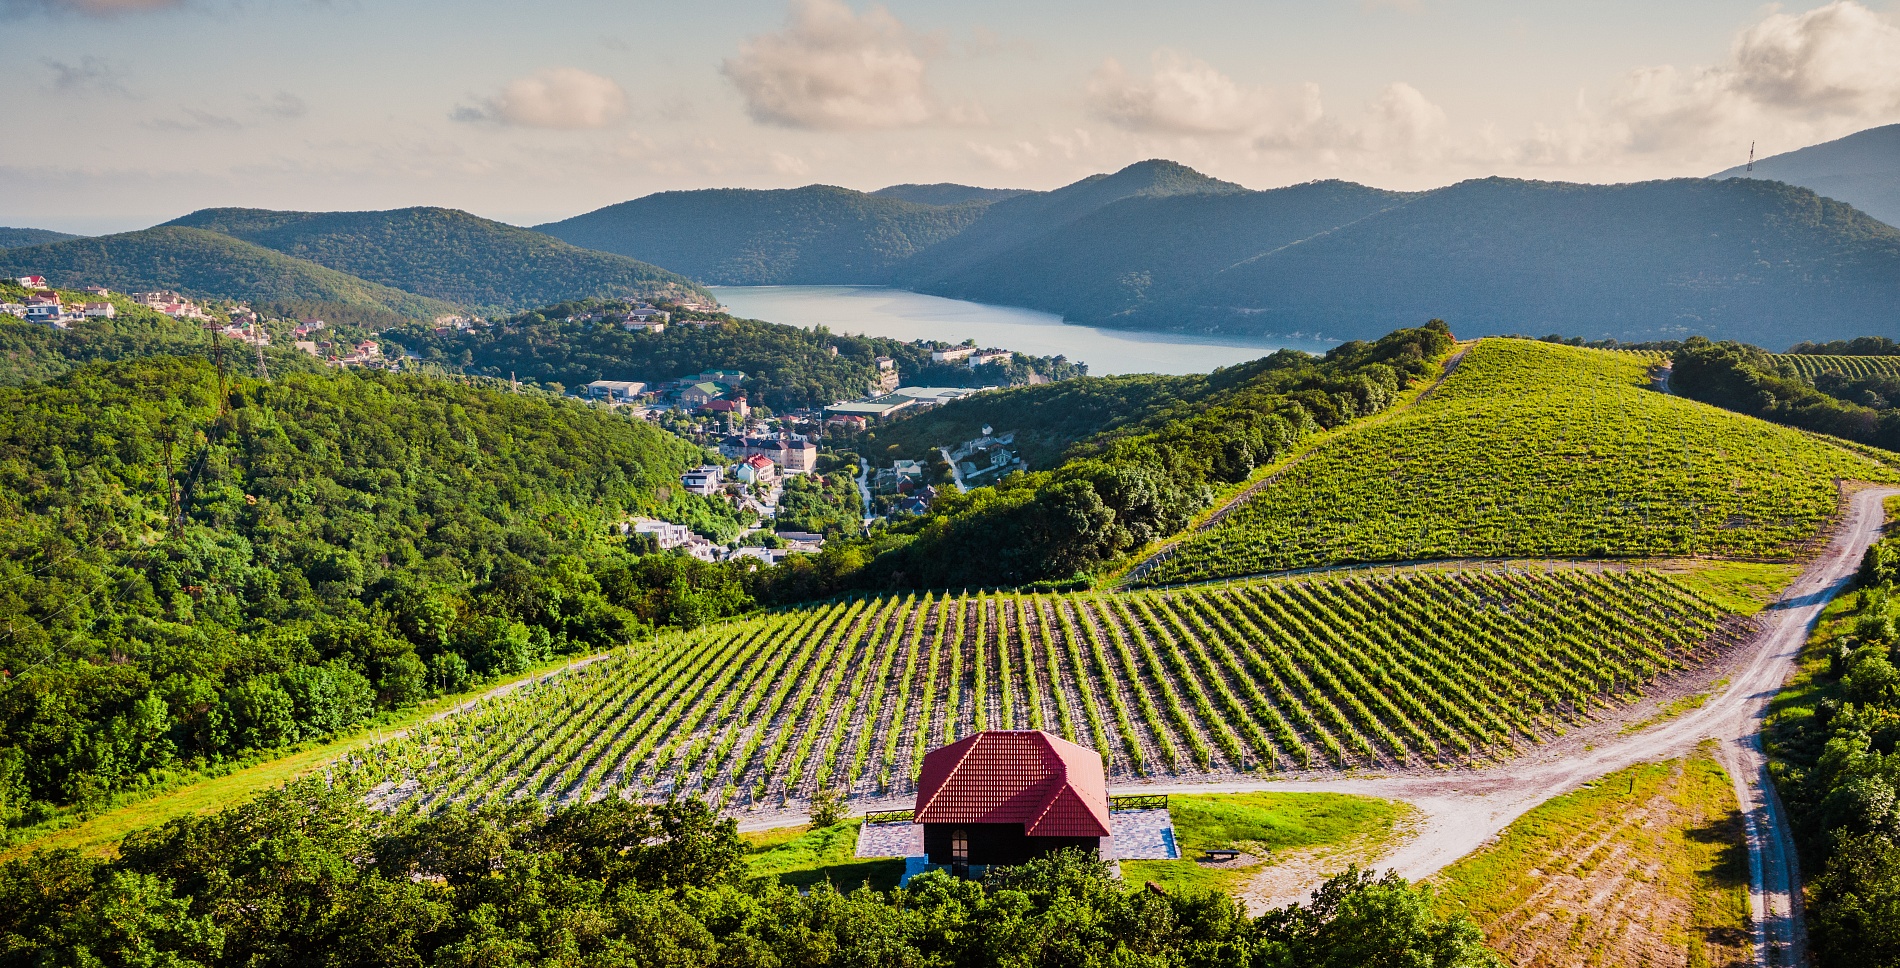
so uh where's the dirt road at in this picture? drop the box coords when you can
[1122,486,1894,967]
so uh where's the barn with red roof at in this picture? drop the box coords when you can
[914,730,1110,872]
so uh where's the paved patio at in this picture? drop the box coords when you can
[856,808,1177,861]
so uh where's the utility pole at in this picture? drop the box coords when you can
[210,331,230,418]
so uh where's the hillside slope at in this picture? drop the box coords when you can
[892,159,1247,291]
[537,185,986,285]
[870,183,1028,206]
[1136,339,1893,586]
[0,357,708,821]
[913,180,1406,324]
[1174,177,1900,346]
[1713,123,1900,227]
[0,227,456,319]
[165,206,707,310]
[0,227,80,250]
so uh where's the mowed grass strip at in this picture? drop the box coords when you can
[1123,791,1413,897]
[1140,339,1893,586]
[743,819,905,892]
[1431,750,1750,968]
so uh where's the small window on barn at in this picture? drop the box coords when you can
[952,829,969,862]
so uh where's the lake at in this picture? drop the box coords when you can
[708,286,1329,376]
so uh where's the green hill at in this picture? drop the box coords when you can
[0,357,715,826]
[1173,177,1900,346]
[537,185,988,285]
[1713,123,1900,227]
[1134,339,1894,586]
[164,206,707,311]
[392,300,1084,410]
[0,227,80,250]
[0,227,457,319]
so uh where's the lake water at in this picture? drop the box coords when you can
[708,285,1329,376]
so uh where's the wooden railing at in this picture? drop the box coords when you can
[1108,794,1169,811]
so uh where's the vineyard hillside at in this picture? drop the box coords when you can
[1773,354,1900,381]
[1133,339,1892,587]
[338,569,1740,813]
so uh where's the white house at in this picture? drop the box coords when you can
[583,380,648,403]
[681,465,724,496]
[931,347,977,363]
[969,349,1012,367]
[627,517,693,550]
[82,302,115,318]
[15,276,47,289]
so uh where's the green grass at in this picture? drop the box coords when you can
[1432,751,1750,966]
[1122,791,1413,896]
[1619,681,1724,736]
[742,819,905,891]
[1666,560,1802,616]
[1140,339,1893,586]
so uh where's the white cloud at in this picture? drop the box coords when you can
[1087,51,1277,136]
[1087,50,1449,167]
[1527,1,1900,164]
[457,68,628,130]
[722,0,969,130]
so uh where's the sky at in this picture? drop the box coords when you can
[4,0,1900,233]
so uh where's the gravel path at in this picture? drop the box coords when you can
[1113,486,1895,968]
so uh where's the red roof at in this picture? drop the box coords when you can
[914,730,1110,837]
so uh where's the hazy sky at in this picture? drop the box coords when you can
[5,0,1899,233]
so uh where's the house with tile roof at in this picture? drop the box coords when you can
[914,730,1110,875]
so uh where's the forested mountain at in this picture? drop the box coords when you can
[541,158,1900,346]
[911,179,1406,324]
[1172,177,1900,346]
[1713,123,1900,227]
[0,227,79,250]
[870,183,1029,206]
[0,227,457,319]
[391,299,1084,409]
[163,206,706,311]
[536,185,989,285]
[0,358,746,826]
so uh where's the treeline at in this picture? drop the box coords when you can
[0,782,1501,968]
[1768,530,1900,966]
[1669,338,1900,448]
[0,358,757,830]
[388,300,1084,411]
[758,322,1454,596]
[1788,337,1900,356]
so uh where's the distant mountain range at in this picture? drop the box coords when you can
[1714,123,1900,228]
[162,207,707,311]
[0,227,457,319]
[0,207,707,321]
[538,147,1900,346]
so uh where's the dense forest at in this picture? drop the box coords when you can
[389,301,1085,409]
[1670,337,1900,449]
[0,358,760,830]
[165,207,710,311]
[0,783,1500,967]
[757,322,1454,597]
[1769,527,1900,965]
[0,228,457,320]
[0,227,79,250]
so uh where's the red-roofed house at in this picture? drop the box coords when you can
[914,730,1109,874]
